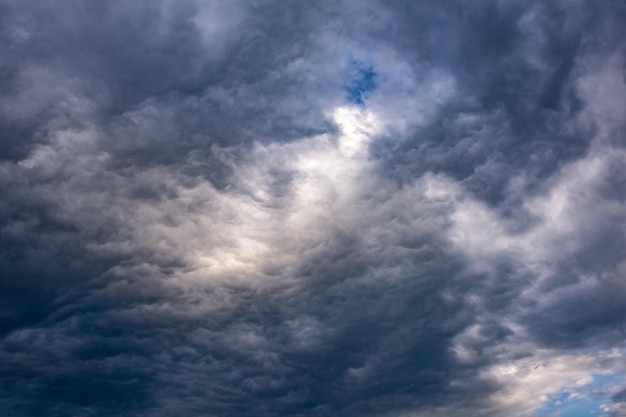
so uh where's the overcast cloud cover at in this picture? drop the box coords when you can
[1,0,626,416]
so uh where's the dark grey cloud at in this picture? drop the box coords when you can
[1,1,625,416]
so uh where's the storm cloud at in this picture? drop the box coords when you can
[1,1,626,416]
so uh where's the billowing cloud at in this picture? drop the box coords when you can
[1,1,625,416]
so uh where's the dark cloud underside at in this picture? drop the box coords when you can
[1,1,625,416]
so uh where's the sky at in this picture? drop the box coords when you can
[0,1,625,416]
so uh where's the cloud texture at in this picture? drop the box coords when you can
[1,1,625,416]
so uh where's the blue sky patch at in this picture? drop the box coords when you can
[536,372,626,417]
[344,60,377,105]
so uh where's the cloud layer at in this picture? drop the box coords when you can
[1,1,625,416]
